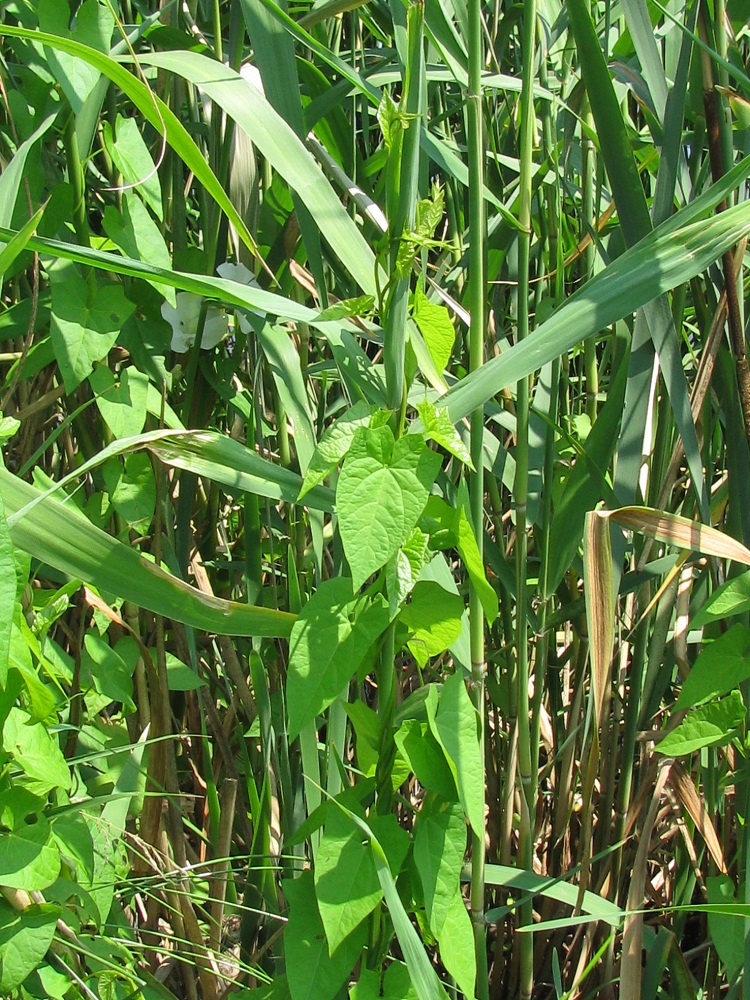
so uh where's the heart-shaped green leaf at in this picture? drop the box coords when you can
[50,264,135,392]
[287,578,390,739]
[337,426,441,589]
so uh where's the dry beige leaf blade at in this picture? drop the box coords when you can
[583,508,616,730]
[668,760,727,874]
[579,508,616,910]
[621,761,673,1000]
[608,505,750,566]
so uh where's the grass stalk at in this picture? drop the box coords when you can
[466,0,489,990]
[209,777,238,955]
[698,17,750,454]
[532,41,563,822]
[514,1,538,997]
[581,98,599,424]
[383,2,424,411]
[63,117,90,249]
[375,624,397,813]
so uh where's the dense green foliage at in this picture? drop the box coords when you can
[1,0,750,998]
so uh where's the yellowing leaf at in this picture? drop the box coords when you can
[583,509,616,730]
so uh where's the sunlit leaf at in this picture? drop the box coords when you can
[337,426,441,589]
[431,672,483,838]
[284,870,367,1000]
[656,691,745,756]
[413,796,466,936]
[0,902,59,992]
[0,466,295,638]
[675,625,750,709]
[286,579,390,739]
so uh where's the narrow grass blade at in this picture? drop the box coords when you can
[0,204,45,287]
[0,227,366,338]
[254,0,381,107]
[0,25,260,262]
[240,0,327,300]
[668,762,727,873]
[384,2,425,408]
[483,865,623,926]
[0,113,56,228]
[569,0,711,519]
[136,51,380,296]
[257,326,317,472]
[0,493,14,685]
[621,0,670,121]
[583,509,616,729]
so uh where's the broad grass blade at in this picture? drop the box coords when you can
[566,0,652,246]
[137,51,380,296]
[0,466,295,637]
[443,194,750,422]
[0,228,365,338]
[9,429,334,519]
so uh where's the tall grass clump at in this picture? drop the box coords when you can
[0,0,749,998]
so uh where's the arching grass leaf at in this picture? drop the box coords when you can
[0,466,295,638]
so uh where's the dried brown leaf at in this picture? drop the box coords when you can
[583,509,616,729]
[609,506,750,565]
[669,760,727,874]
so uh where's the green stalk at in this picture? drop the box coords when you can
[375,624,397,814]
[515,2,537,998]
[466,0,488,990]
[299,723,322,860]
[212,0,223,62]
[712,0,734,188]
[581,97,599,424]
[743,681,750,994]
[326,694,348,799]
[531,47,563,817]
[63,116,90,250]
[383,3,424,411]
[244,397,263,605]
[175,288,204,572]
